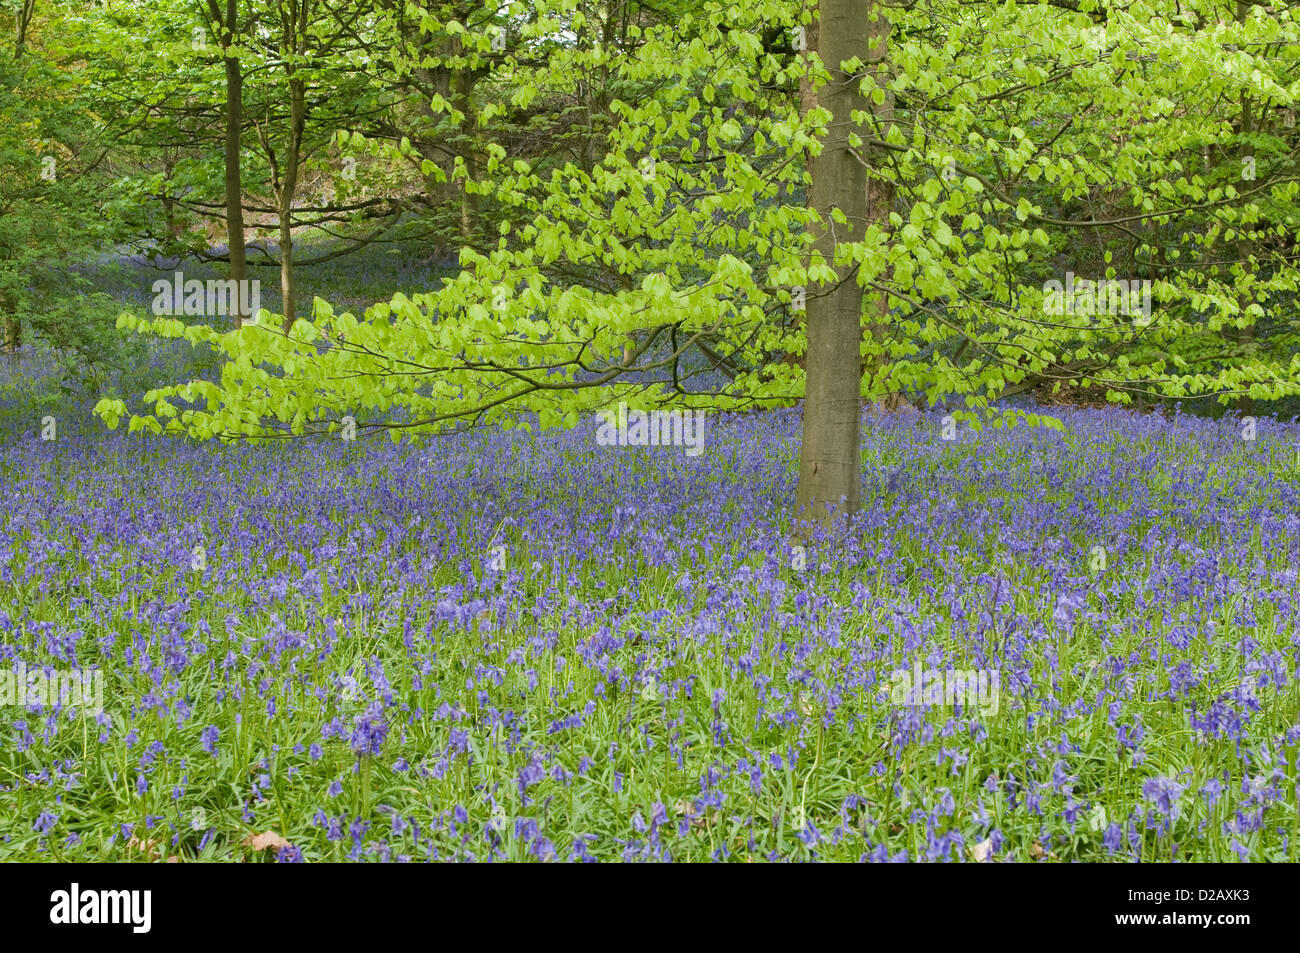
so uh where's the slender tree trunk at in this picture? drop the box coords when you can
[411,37,458,253]
[280,77,305,332]
[2,319,18,355]
[577,6,601,170]
[14,0,33,55]
[8,0,33,357]
[454,67,477,243]
[2,294,20,358]
[794,0,874,531]
[1235,0,1255,415]
[222,0,249,327]
[1235,91,1253,415]
[279,209,295,331]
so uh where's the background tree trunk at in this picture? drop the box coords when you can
[2,295,20,358]
[273,0,309,333]
[221,0,249,327]
[279,77,305,332]
[6,0,34,356]
[454,66,477,243]
[1235,0,1255,416]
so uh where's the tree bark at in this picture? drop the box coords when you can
[273,0,309,333]
[2,293,20,358]
[862,13,895,405]
[279,74,306,333]
[222,0,249,327]
[794,0,876,531]
[14,0,33,57]
[454,66,477,243]
[1235,0,1255,415]
[7,0,33,356]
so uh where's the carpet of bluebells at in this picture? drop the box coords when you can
[4,337,1300,861]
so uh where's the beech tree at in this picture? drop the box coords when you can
[208,0,251,325]
[99,0,1300,528]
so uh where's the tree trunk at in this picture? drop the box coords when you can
[280,77,305,333]
[223,0,249,327]
[7,2,32,356]
[794,0,875,531]
[2,294,20,358]
[862,14,895,405]
[14,0,33,56]
[1235,0,1254,415]
[454,66,477,243]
